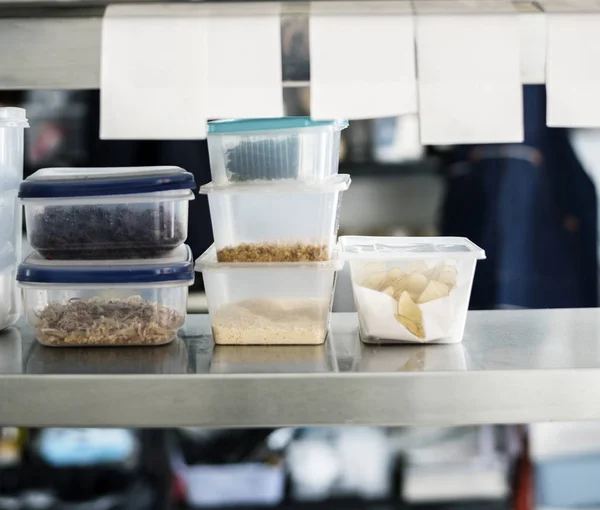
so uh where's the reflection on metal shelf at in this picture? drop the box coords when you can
[3,309,600,426]
[25,336,189,375]
[211,342,337,374]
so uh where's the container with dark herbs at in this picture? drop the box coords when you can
[17,245,194,347]
[19,166,195,259]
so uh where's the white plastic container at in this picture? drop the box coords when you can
[0,107,28,331]
[19,166,195,260]
[0,246,20,331]
[17,246,194,347]
[201,175,350,263]
[207,117,348,185]
[196,245,343,345]
[339,236,485,344]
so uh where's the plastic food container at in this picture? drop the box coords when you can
[17,246,194,347]
[339,236,485,344]
[201,175,350,263]
[1,108,27,247]
[0,256,19,332]
[0,246,20,331]
[19,166,195,260]
[207,117,348,185]
[0,107,28,331]
[196,245,343,345]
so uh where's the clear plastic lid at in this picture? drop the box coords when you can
[196,245,344,271]
[19,166,196,199]
[208,117,348,135]
[338,236,486,260]
[18,245,194,284]
[200,174,351,195]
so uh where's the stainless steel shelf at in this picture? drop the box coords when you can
[2,309,600,427]
[0,3,310,90]
[0,1,540,90]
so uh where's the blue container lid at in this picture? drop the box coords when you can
[208,117,349,134]
[19,166,196,199]
[17,245,194,285]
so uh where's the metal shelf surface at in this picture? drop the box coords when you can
[2,309,600,427]
[0,1,541,90]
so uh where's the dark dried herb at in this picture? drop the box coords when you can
[29,205,185,259]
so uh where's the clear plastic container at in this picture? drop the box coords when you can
[207,117,348,185]
[200,175,350,263]
[17,246,194,347]
[0,107,28,331]
[19,166,195,260]
[196,245,343,345]
[0,247,20,331]
[339,236,486,344]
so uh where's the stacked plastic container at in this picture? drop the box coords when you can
[196,117,349,345]
[0,108,29,331]
[17,166,196,347]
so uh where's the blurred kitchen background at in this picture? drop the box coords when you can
[2,423,600,510]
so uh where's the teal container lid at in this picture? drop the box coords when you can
[208,117,348,134]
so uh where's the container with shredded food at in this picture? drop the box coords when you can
[339,236,485,344]
[196,245,343,345]
[17,246,194,347]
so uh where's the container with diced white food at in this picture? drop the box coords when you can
[339,236,485,344]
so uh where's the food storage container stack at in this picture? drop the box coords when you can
[0,107,28,330]
[17,166,196,347]
[197,117,350,346]
[339,236,486,344]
